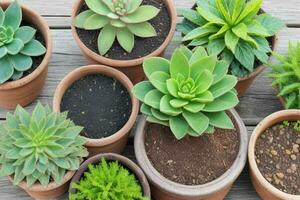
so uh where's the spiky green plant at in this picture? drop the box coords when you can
[0,1,46,84]
[269,42,300,109]
[70,158,148,200]
[0,103,88,187]
[74,0,160,55]
[133,46,239,139]
[177,0,284,77]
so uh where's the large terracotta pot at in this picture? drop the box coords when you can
[0,1,52,109]
[71,0,177,84]
[69,153,151,198]
[248,109,300,200]
[134,109,248,200]
[53,65,139,157]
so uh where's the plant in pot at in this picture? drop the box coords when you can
[53,65,139,157]
[71,0,177,84]
[0,103,88,200]
[132,46,248,200]
[249,109,300,200]
[69,153,151,200]
[177,0,284,96]
[268,41,300,109]
[0,1,51,109]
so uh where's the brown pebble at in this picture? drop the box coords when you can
[271,150,278,156]
[291,164,297,171]
[286,149,292,155]
[276,164,280,169]
[276,172,285,179]
[266,177,273,182]
[296,138,300,144]
[291,154,297,160]
[287,168,292,173]
[293,144,299,153]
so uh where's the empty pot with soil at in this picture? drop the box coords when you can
[71,0,177,84]
[249,109,300,200]
[0,1,52,109]
[53,65,139,157]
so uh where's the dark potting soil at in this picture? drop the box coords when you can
[145,123,240,185]
[255,122,300,195]
[76,0,171,60]
[60,74,132,139]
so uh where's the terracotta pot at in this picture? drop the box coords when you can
[248,109,300,200]
[0,1,52,109]
[53,65,139,157]
[236,36,278,97]
[71,0,177,84]
[134,109,248,200]
[9,171,75,200]
[69,153,151,198]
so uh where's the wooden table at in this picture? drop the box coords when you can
[0,0,300,199]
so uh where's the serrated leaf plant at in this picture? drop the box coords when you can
[177,0,284,77]
[132,46,239,139]
[70,158,148,200]
[0,1,46,84]
[74,0,160,55]
[268,42,300,109]
[0,102,88,187]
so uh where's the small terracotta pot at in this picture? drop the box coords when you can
[236,36,278,97]
[53,65,139,157]
[9,171,75,200]
[134,109,248,200]
[71,0,177,84]
[0,1,52,109]
[69,153,151,198]
[248,109,300,200]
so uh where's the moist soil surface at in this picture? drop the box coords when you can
[60,74,132,139]
[255,122,300,195]
[76,0,171,60]
[145,123,240,185]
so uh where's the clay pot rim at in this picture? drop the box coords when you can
[70,0,177,67]
[69,153,151,197]
[0,0,52,91]
[134,109,248,197]
[248,109,300,199]
[53,65,139,147]
[8,170,75,192]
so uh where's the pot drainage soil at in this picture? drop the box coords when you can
[60,74,132,139]
[145,123,239,185]
[76,0,171,60]
[255,122,300,195]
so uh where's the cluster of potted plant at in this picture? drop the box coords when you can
[0,0,299,200]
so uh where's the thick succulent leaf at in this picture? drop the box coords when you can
[101,0,114,11]
[146,116,169,126]
[12,166,25,185]
[212,60,230,84]
[149,71,170,94]
[0,56,14,84]
[85,0,110,15]
[166,78,179,98]
[207,38,225,55]
[98,25,116,55]
[225,30,239,53]
[143,57,170,79]
[127,22,157,38]
[11,70,23,80]
[190,55,216,79]
[183,102,205,113]
[195,70,214,94]
[170,49,190,78]
[121,6,159,23]
[15,26,36,44]
[169,116,189,140]
[23,155,36,176]
[256,14,284,35]
[117,28,134,53]
[21,39,46,56]
[32,102,46,122]
[0,7,4,26]
[8,54,33,72]
[0,46,7,59]
[140,103,152,116]
[132,81,154,101]
[3,1,22,31]
[189,46,207,65]
[182,111,209,134]
[170,99,189,108]
[203,91,239,112]
[151,108,169,121]
[84,14,109,30]
[182,24,219,41]
[210,75,237,98]
[144,89,163,109]
[160,95,181,116]
[6,39,24,55]
[0,163,14,176]
[73,10,94,28]
[127,0,143,14]
[205,111,234,129]
[192,91,214,103]
[236,0,262,24]
[107,12,119,19]
[110,19,126,28]
[180,46,193,60]
[196,6,225,25]
[234,41,255,71]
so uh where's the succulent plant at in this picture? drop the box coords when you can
[0,103,88,186]
[133,46,239,139]
[74,0,160,55]
[177,0,284,77]
[0,1,46,84]
[269,42,300,109]
[70,158,148,200]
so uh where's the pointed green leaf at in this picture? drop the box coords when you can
[144,89,163,109]
[170,99,189,108]
[170,48,190,78]
[210,75,237,98]
[203,91,239,112]
[192,91,214,103]
[98,25,116,55]
[236,0,263,24]
[127,22,157,37]
[213,60,230,84]
[180,46,193,60]
[0,46,7,59]
[143,57,170,79]
[73,10,94,28]
[234,41,255,71]
[21,39,46,56]
[206,111,234,129]
[190,56,216,79]
[6,39,24,55]
[177,8,206,26]
[3,1,22,31]
[166,78,179,98]
[256,14,284,35]
[169,116,188,140]
[194,70,214,94]
[85,0,111,15]
[225,30,239,53]
[160,95,181,116]
[182,25,219,41]
[23,155,36,176]
[183,102,205,113]
[117,28,134,53]
[132,81,154,101]
[189,46,207,65]
[121,6,159,23]
[84,14,109,30]
[196,6,225,25]
[207,38,225,55]
[209,24,229,40]
[183,110,209,134]
[127,0,143,14]
[15,26,36,44]
[0,7,4,26]
[149,71,170,94]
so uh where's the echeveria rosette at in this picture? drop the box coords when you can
[133,47,239,139]
[177,0,284,77]
[268,42,300,109]
[0,1,46,84]
[74,0,160,55]
[0,103,88,187]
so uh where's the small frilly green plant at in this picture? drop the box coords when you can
[74,0,160,55]
[0,1,46,84]
[177,0,284,77]
[282,120,300,132]
[268,42,300,109]
[0,103,88,186]
[70,158,148,200]
[133,46,239,139]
